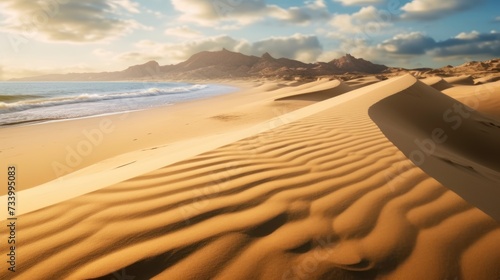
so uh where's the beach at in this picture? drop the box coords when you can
[0,74,499,279]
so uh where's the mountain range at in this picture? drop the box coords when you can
[11,49,390,81]
[10,49,500,81]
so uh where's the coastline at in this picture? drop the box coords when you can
[0,80,243,127]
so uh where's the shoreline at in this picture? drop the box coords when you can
[0,80,245,128]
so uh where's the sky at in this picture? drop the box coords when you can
[0,0,499,80]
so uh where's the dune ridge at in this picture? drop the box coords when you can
[1,75,499,280]
[442,81,500,119]
[420,76,454,91]
[275,80,353,102]
[444,75,476,85]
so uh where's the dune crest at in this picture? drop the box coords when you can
[444,75,475,85]
[420,76,454,91]
[275,80,352,102]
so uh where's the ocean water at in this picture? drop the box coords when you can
[0,81,237,126]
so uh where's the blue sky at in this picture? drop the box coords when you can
[0,0,498,79]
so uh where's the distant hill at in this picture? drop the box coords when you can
[423,58,500,77]
[10,49,500,82]
[176,48,260,70]
[328,54,388,74]
[11,49,394,81]
[13,50,497,81]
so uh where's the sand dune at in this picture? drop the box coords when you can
[369,78,500,222]
[275,80,352,102]
[442,81,500,119]
[474,74,500,84]
[444,75,475,85]
[344,76,382,89]
[1,75,499,280]
[420,76,454,91]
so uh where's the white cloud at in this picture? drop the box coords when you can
[93,48,114,57]
[170,0,267,26]
[455,30,480,40]
[146,8,164,18]
[171,0,331,28]
[431,31,500,57]
[269,0,331,24]
[401,0,479,20]
[239,34,323,62]
[330,6,392,34]
[165,26,202,38]
[333,0,384,6]
[0,0,148,42]
[109,0,140,13]
[379,32,435,54]
[374,30,500,59]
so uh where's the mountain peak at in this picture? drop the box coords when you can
[261,52,274,60]
[329,54,387,74]
[144,60,160,66]
[335,54,358,63]
[177,48,260,71]
[125,60,159,70]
